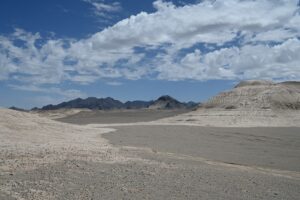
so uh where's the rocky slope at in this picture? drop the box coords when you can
[160,80,300,127]
[148,95,187,110]
[202,80,300,110]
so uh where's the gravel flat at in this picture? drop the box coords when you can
[103,126,300,172]
[57,109,189,124]
[1,109,300,199]
[2,158,300,200]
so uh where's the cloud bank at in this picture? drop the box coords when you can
[0,0,299,96]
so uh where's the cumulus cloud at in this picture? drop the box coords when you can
[88,0,297,48]
[156,38,300,81]
[0,0,300,97]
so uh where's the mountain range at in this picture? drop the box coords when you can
[34,95,199,111]
[11,80,299,113]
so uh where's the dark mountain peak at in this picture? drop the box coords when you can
[157,95,178,102]
[71,98,83,102]
[103,97,120,102]
[149,95,185,109]
[104,97,114,100]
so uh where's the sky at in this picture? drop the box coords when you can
[0,0,299,109]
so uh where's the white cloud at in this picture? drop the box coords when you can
[83,0,121,17]
[156,38,300,81]
[153,0,176,11]
[251,29,299,42]
[0,29,67,84]
[86,0,298,49]
[0,0,300,98]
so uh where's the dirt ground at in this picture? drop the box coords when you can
[56,109,189,124]
[103,126,300,172]
[1,109,300,199]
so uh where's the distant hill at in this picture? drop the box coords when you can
[40,97,124,110]
[149,95,188,110]
[159,80,300,127]
[37,96,199,111]
[202,80,300,110]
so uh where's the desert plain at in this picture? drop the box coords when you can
[1,81,300,200]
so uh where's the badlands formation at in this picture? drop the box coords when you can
[161,80,300,126]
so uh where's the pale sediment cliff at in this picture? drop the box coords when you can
[160,80,300,127]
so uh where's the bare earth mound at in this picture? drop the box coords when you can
[207,80,300,110]
[160,80,300,127]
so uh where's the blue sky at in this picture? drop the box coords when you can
[0,0,299,109]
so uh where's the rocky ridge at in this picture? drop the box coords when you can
[37,95,198,111]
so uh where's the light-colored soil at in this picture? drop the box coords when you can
[158,108,300,127]
[0,109,126,199]
[204,81,300,110]
[32,108,92,119]
[1,108,300,199]
[159,81,300,127]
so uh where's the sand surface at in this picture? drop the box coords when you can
[157,108,300,127]
[56,109,189,124]
[1,109,300,199]
[103,126,300,172]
